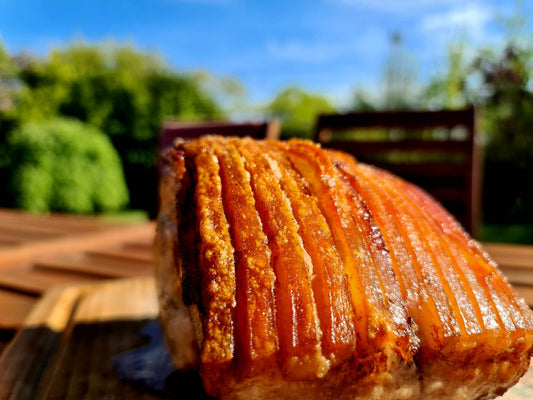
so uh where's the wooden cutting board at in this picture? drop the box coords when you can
[0,277,532,400]
[0,277,188,400]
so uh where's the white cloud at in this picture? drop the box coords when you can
[266,40,344,63]
[420,4,493,38]
[331,0,465,14]
[265,28,388,64]
[414,3,505,81]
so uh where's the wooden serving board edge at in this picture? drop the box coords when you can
[0,277,156,400]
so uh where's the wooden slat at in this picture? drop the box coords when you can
[313,107,480,237]
[325,139,472,154]
[316,108,475,131]
[0,237,23,246]
[34,257,152,279]
[86,249,153,263]
[367,161,467,178]
[0,222,155,269]
[0,221,78,236]
[0,268,99,296]
[161,120,280,152]
[501,268,533,287]
[484,243,533,270]
[483,243,533,307]
[494,256,533,270]
[0,284,82,400]
[0,228,62,242]
[0,233,38,245]
[494,259,533,270]
[0,211,155,341]
[124,237,154,248]
[0,278,171,400]
[1,277,532,399]
[0,210,108,231]
[118,242,153,261]
[122,241,153,251]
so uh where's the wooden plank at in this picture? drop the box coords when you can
[485,243,533,263]
[495,257,533,270]
[501,268,533,287]
[42,279,161,400]
[0,221,77,236]
[1,277,532,399]
[0,237,23,246]
[116,244,153,260]
[86,249,153,263]
[323,139,472,154]
[42,279,168,400]
[72,278,157,322]
[162,121,270,147]
[0,268,100,296]
[313,108,480,237]
[483,243,533,270]
[315,108,475,131]
[365,161,467,178]
[0,222,155,269]
[0,229,62,242]
[0,284,82,399]
[0,278,172,400]
[122,241,153,251]
[34,257,152,279]
[0,210,108,231]
[483,242,533,256]
[0,233,37,245]
[0,290,37,329]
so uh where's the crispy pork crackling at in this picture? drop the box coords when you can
[155,136,533,400]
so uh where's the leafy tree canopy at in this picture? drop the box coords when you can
[267,86,336,139]
[1,41,227,214]
[7,118,129,214]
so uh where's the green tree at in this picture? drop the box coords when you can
[423,42,471,110]
[473,42,533,222]
[351,88,377,112]
[0,41,21,129]
[6,118,128,213]
[422,1,533,224]
[10,42,224,215]
[267,86,336,139]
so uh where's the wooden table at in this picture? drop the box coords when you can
[0,208,532,338]
[483,242,533,307]
[0,209,533,397]
[0,209,154,352]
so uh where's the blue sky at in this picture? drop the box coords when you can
[0,0,529,106]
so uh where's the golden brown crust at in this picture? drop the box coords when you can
[154,149,200,370]
[155,136,533,400]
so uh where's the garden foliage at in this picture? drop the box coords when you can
[0,43,223,216]
[6,118,129,213]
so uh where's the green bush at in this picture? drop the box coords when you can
[7,118,129,213]
[10,43,225,216]
[267,86,336,139]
